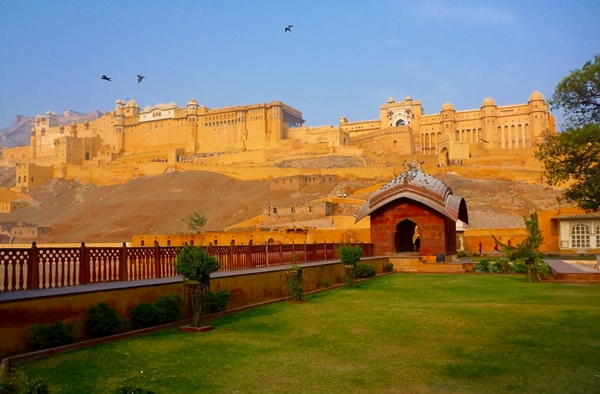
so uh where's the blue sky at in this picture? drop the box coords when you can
[1,0,598,130]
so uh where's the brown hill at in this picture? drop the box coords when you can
[0,165,565,244]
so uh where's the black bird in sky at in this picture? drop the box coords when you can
[137,75,145,84]
[285,25,293,32]
[101,75,111,81]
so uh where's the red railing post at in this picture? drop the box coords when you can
[120,242,128,281]
[265,243,269,266]
[28,242,39,290]
[279,243,283,264]
[303,242,307,262]
[247,244,252,269]
[154,243,161,278]
[229,244,234,270]
[80,242,90,285]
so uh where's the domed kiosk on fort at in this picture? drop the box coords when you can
[355,167,469,257]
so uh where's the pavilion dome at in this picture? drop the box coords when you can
[482,96,496,106]
[529,91,544,101]
[355,167,469,225]
[441,102,455,111]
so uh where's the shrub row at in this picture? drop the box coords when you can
[472,258,551,278]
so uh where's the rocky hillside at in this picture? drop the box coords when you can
[0,163,565,244]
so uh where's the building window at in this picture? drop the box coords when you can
[273,208,278,214]
[571,223,590,248]
[141,240,145,246]
[597,225,600,248]
[291,207,295,213]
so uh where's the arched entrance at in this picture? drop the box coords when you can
[394,219,417,253]
[439,147,449,166]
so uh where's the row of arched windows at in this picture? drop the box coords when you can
[497,124,529,149]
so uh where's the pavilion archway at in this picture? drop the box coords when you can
[394,219,416,253]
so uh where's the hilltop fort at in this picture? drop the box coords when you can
[0,92,555,190]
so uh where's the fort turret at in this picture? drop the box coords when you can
[528,91,546,146]
[440,101,456,139]
[480,96,497,148]
[29,128,36,159]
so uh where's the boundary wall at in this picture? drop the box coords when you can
[0,257,387,357]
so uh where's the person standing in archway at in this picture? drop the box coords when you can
[412,226,420,252]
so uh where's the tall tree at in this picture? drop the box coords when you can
[535,53,600,212]
[548,53,600,127]
[494,212,545,282]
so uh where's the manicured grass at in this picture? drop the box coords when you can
[17,274,600,393]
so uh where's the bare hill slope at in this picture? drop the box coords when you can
[0,168,565,244]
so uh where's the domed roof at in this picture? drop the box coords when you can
[482,96,496,106]
[127,99,138,107]
[441,101,455,111]
[529,91,544,101]
[405,95,412,101]
[354,167,469,224]
[188,98,198,105]
[387,97,395,104]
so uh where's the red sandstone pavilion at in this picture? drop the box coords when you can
[355,166,468,257]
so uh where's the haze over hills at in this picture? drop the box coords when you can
[0,158,565,244]
[0,110,103,149]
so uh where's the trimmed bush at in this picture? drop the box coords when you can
[338,244,363,267]
[85,302,121,337]
[534,259,552,279]
[383,263,394,273]
[472,258,491,273]
[209,290,231,313]
[28,320,74,350]
[457,250,468,258]
[509,260,527,274]
[130,303,165,328]
[154,293,183,323]
[355,263,376,279]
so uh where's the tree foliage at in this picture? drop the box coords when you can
[338,244,363,267]
[493,212,544,282]
[548,53,600,128]
[172,244,220,285]
[182,211,207,234]
[535,124,600,211]
[535,53,600,212]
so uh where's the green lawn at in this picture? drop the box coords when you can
[17,274,600,393]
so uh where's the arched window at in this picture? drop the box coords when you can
[167,240,171,246]
[140,240,145,246]
[596,225,600,248]
[17,176,21,184]
[190,239,194,246]
[571,223,590,248]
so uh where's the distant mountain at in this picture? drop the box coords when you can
[0,110,103,149]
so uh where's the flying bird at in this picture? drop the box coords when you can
[481,138,489,143]
[284,25,293,32]
[137,75,145,84]
[101,75,111,81]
